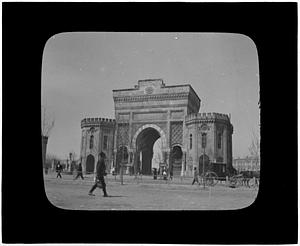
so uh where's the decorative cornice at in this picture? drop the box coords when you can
[115,103,188,111]
[113,92,190,103]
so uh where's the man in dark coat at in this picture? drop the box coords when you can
[192,167,199,185]
[88,152,108,197]
[56,161,62,178]
[74,161,84,180]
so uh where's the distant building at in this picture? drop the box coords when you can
[233,157,260,172]
[80,79,234,177]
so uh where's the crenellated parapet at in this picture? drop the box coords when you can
[185,112,231,125]
[81,117,116,128]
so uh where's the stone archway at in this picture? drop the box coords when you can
[86,154,95,174]
[132,124,167,151]
[132,124,167,175]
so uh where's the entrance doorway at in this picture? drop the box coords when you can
[86,154,95,174]
[170,145,183,176]
[135,127,161,175]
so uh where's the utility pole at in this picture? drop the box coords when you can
[120,146,127,185]
[203,147,206,188]
[120,148,124,185]
[202,132,207,189]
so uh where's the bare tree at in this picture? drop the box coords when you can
[248,130,260,165]
[42,105,55,137]
[46,153,60,169]
[42,105,55,170]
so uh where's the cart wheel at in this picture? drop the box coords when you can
[237,177,243,186]
[248,177,256,188]
[205,172,218,186]
[229,176,237,186]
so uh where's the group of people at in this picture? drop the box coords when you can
[152,166,202,184]
[54,156,205,197]
[54,152,109,197]
[152,167,173,181]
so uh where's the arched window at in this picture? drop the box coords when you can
[189,134,192,149]
[90,135,94,149]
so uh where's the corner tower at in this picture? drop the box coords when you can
[185,113,233,177]
[80,118,115,174]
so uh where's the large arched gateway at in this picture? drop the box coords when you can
[132,124,167,175]
[80,79,233,177]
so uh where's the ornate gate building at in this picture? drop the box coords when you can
[80,79,233,177]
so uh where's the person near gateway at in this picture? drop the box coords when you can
[192,167,199,185]
[74,159,84,180]
[56,161,63,179]
[88,152,108,197]
[169,167,173,181]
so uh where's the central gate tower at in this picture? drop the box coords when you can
[112,79,201,175]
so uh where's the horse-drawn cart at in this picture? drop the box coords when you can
[229,171,260,188]
[199,171,219,186]
[229,174,244,186]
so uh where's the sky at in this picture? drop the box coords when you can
[42,32,260,160]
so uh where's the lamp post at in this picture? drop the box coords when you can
[120,146,127,185]
[202,147,206,188]
[201,133,207,188]
[69,152,73,172]
[120,161,124,185]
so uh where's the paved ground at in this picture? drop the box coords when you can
[44,172,259,210]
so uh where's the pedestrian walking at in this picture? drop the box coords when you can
[152,168,157,180]
[162,167,167,180]
[56,161,62,178]
[169,168,173,180]
[88,152,108,197]
[74,161,84,180]
[192,167,199,185]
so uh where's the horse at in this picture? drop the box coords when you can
[240,171,260,187]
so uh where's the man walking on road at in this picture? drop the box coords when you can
[56,161,63,179]
[74,160,84,180]
[88,152,108,197]
[192,167,199,185]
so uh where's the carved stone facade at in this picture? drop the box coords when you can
[80,79,233,177]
